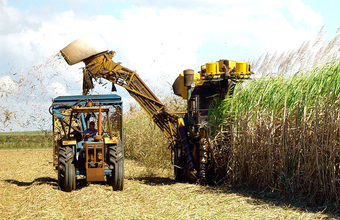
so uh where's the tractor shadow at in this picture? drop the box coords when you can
[75,178,111,190]
[4,177,110,191]
[129,176,178,186]
[5,177,58,187]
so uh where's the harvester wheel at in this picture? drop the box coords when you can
[107,144,124,191]
[174,146,185,181]
[58,146,76,192]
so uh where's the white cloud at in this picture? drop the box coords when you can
[0,1,324,79]
[49,82,69,96]
[130,0,280,9]
[286,0,323,29]
[0,76,18,96]
[0,1,40,35]
[0,0,328,131]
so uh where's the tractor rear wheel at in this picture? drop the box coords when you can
[107,144,124,191]
[58,146,76,192]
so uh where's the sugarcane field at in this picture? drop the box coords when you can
[1,1,340,219]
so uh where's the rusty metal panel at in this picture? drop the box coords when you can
[86,167,105,182]
[85,142,105,182]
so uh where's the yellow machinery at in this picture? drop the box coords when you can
[59,36,253,183]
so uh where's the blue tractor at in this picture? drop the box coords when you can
[50,94,124,192]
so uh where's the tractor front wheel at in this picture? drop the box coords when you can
[107,144,124,191]
[58,146,76,192]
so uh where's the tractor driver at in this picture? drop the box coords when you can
[83,121,98,140]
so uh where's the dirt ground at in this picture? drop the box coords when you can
[0,149,337,219]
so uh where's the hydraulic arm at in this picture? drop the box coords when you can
[81,51,199,180]
[82,51,179,143]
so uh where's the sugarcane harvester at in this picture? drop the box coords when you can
[60,35,253,184]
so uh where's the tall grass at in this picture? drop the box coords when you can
[210,38,340,206]
[251,26,340,77]
[123,95,185,176]
[123,109,170,175]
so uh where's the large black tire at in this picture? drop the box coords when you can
[58,147,66,190]
[58,146,76,192]
[174,146,185,181]
[107,144,124,191]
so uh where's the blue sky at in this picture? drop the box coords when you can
[301,0,340,35]
[0,0,339,131]
[7,0,340,35]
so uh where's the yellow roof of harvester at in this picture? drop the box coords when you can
[173,59,253,99]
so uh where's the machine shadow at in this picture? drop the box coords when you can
[129,176,178,186]
[75,178,111,190]
[201,185,340,218]
[5,177,58,187]
[5,177,111,191]
[77,176,127,191]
